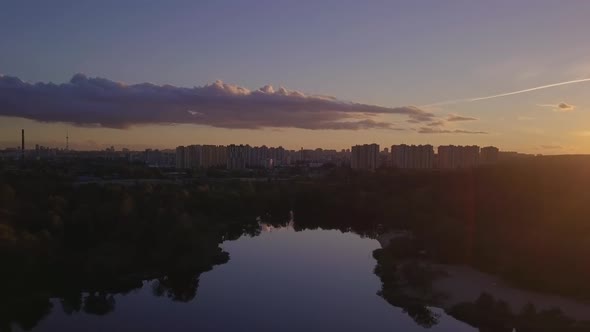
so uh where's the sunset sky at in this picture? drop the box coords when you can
[1,1,590,153]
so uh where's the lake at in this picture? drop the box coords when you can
[16,223,476,332]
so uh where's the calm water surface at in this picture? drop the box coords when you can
[23,225,475,332]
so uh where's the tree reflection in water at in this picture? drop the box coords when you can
[0,296,53,332]
[83,293,116,316]
[60,292,83,315]
[4,220,590,332]
[152,274,200,303]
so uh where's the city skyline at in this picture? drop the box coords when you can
[2,1,590,153]
[6,130,505,171]
[2,128,510,156]
[5,129,504,169]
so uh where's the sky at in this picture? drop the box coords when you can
[1,0,590,153]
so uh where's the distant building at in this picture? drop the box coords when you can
[437,145,480,168]
[184,145,198,168]
[248,145,270,168]
[145,149,175,167]
[175,146,186,169]
[391,144,434,169]
[351,144,379,170]
[227,144,249,170]
[498,151,533,162]
[379,148,390,168]
[269,146,286,167]
[201,145,227,168]
[480,146,499,164]
[172,142,373,170]
[21,129,25,161]
[175,144,228,169]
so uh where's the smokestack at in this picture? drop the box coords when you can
[21,129,25,160]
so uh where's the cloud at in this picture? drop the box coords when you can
[187,110,204,117]
[426,120,446,127]
[538,102,575,112]
[419,115,483,133]
[446,114,478,122]
[416,127,488,134]
[557,102,575,112]
[0,74,435,130]
[540,144,563,149]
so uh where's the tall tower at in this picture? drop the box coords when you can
[21,129,25,160]
[66,130,69,151]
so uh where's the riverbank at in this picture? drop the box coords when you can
[432,263,590,321]
[374,232,590,329]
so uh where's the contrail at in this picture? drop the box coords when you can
[422,78,590,107]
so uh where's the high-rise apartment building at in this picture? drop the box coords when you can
[175,146,186,169]
[175,145,228,169]
[145,149,175,167]
[351,144,379,170]
[480,146,499,164]
[391,144,434,169]
[185,145,200,168]
[227,144,249,170]
[437,145,480,168]
[201,145,228,168]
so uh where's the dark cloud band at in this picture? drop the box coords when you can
[0,74,434,130]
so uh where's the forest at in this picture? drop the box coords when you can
[2,156,590,330]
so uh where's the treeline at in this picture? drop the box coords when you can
[449,292,590,331]
[292,156,590,299]
[3,156,590,329]
[0,166,289,331]
[408,156,590,299]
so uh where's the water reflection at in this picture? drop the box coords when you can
[152,274,200,302]
[0,296,53,332]
[82,293,116,316]
[4,221,476,332]
[4,221,590,331]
